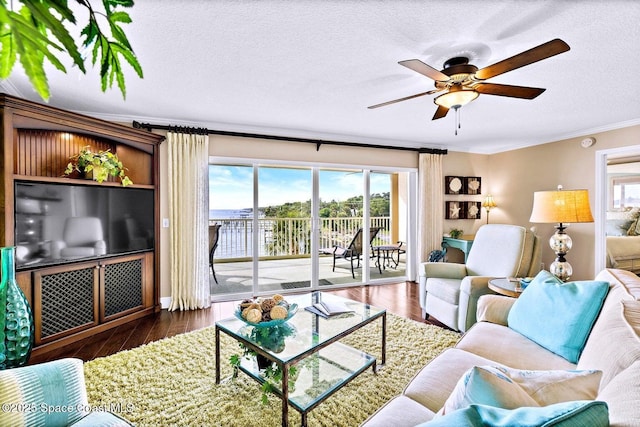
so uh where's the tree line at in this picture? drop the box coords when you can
[262,192,390,218]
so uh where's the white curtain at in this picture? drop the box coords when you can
[167,132,210,311]
[418,152,445,262]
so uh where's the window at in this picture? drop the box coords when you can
[612,176,640,208]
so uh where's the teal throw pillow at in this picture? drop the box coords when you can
[418,401,609,427]
[440,365,602,414]
[507,270,609,363]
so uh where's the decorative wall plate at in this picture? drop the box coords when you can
[446,201,463,219]
[445,176,464,194]
[465,177,481,195]
[465,202,481,219]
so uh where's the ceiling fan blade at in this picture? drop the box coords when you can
[432,105,449,120]
[399,59,450,81]
[475,83,546,99]
[367,90,437,109]
[475,38,570,80]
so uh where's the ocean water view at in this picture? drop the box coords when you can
[210,208,255,219]
[209,209,289,259]
[209,209,257,258]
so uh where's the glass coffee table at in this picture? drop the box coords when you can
[215,292,386,427]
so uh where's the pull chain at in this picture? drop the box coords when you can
[454,106,462,136]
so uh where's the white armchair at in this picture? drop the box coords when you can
[51,217,107,259]
[419,224,541,332]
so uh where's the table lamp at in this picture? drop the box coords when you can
[482,195,497,224]
[529,186,594,281]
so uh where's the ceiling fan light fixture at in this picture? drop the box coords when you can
[434,87,479,109]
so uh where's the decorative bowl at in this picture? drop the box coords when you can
[235,303,298,328]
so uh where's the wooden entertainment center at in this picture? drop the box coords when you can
[0,94,164,357]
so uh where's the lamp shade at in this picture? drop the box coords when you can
[529,189,594,224]
[434,86,479,109]
[482,195,497,210]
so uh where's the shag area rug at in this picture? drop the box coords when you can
[83,314,460,426]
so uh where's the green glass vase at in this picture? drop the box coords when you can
[0,246,34,369]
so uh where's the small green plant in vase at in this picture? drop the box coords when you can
[64,146,133,186]
[449,228,463,239]
[230,323,298,404]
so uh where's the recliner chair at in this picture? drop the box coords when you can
[419,224,541,332]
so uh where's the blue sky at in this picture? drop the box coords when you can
[209,165,390,210]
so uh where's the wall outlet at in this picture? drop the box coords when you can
[162,218,170,228]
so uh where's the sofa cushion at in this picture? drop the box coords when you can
[418,401,609,427]
[456,322,576,370]
[359,395,435,427]
[440,366,602,415]
[595,268,640,299]
[507,270,609,363]
[476,295,516,326]
[403,348,504,413]
[596,360,640,427]
[578,298,640,387]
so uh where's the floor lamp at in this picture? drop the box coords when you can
[529,186,594,281]
[482,195,497,224]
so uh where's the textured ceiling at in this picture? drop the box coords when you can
[2,0,640,154]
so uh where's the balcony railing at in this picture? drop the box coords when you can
[210,217,391,260]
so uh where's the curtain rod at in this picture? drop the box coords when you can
[131,120,447,155]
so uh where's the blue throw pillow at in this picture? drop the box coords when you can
[507,270,609,363]
[418,401,609,427]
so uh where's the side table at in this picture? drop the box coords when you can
[488,278,524,298]
[373,242,405,273]
[442,235,474,262]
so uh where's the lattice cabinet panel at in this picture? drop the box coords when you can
[32,254,151,346]
[35,265,98,344]
[103,258,144,319]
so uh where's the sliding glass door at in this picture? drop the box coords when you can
[209,165,254,296]
[257,166,312,293]
[370,171,406,280]
[318,169,364,285]
[209,162,412,300]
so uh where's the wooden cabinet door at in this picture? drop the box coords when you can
[33,261,99,345]
[100,253,148,322]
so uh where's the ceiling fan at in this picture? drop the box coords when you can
[368,38,570,121]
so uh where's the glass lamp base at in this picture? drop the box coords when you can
[550,232,572,254]
[550,260,572,282]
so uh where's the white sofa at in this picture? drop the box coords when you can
[363,268,640,426]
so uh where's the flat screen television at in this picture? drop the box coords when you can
[15,181,154,269]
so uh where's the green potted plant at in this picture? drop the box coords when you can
[64,146,133,186]
[230,324,298,404]
[449,228,463,239]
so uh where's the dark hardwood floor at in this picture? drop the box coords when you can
[29,281,450,365]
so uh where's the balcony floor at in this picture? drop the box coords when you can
[210,253,406,297]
